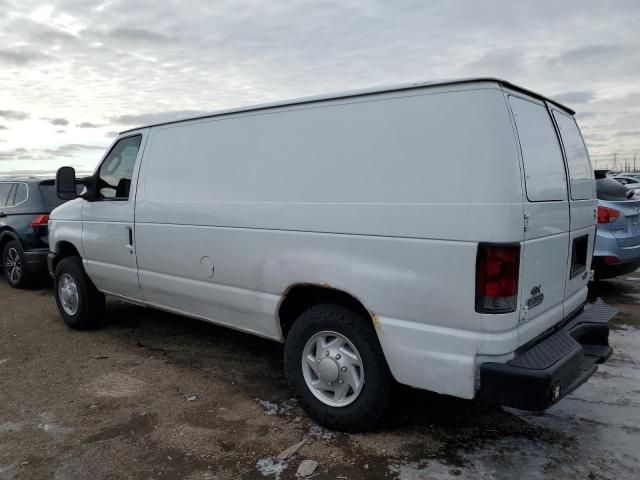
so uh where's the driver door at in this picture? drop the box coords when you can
[82,131,148,301]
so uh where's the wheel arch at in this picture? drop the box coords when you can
[0,228,20,254]
[51,240,82,273]
[278,283,378,340]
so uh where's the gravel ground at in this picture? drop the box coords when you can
[0,273,638,479]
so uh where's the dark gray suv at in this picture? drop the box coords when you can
[0,178,68,288]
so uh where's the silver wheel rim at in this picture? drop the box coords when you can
[302,330,365,407]
[4,247,22,284]
[58,273,79,316]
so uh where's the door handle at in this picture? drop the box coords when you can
[0,212,6,218]
[126,226,134,254]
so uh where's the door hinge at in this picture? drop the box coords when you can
[520,305,529,323]
[524,214,530,232]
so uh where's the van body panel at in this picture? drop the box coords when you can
[136,88,521,211]
[134,223,502,336]
[376,315,520,399]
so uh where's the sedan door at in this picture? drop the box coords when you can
[82,131,147,301]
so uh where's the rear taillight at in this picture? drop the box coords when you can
[476,244,520,313]
[597,206,620,224]
[603,256,620,265]
[31,214,50,228]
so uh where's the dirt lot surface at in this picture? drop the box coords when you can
[1,274,639,479]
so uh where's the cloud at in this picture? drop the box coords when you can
[558,44,623,64]
[110,110,207,126]
[465,49,524,76]
[0,144,104,162]
[105,27,174,44]
[0,110,29,121]
[0,125,7,130]
[614,131,640,137]
[43,117,69,126]
[552,91,595,105]
[0,48,52,66]
[76,122,101,128]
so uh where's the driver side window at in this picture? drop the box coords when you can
[98,135,142,200]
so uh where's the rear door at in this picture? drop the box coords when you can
[507,95,570,334]
[551,109,597,314]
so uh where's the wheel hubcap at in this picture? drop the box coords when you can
[302,331,365,407]
[58,273,79,316]
[4,248,22,284]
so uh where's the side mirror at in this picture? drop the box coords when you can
[56,166,78,200]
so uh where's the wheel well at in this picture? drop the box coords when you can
[278,285,373,339]
[57,241,80,259]
[51,241,81,273]
[0,229,18,254]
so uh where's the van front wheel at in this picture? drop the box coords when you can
[54,256,105,329]
[284,304,392,432]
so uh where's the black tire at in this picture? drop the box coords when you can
[54,256,105,329]
[2,240,32,288]
[284,303,393,432]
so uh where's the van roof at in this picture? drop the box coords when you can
[120,77,575,134]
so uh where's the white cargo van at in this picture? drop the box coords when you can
[49,78,616,431]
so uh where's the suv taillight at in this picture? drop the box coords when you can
[597,206,620,224]
[475,244,520,313]
[31,214,50,228]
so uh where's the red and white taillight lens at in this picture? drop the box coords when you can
[31,214,50,229]
[597,206,620,224]
[475,244,520,313]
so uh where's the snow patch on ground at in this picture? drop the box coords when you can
[256,457,288,479]
[307,423,335,440]
[256,398,297,416]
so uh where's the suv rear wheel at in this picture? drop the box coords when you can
[54,256,105,329]
[284,303,393,432]
[2,240,32,288]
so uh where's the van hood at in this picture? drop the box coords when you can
[50,198,82,221]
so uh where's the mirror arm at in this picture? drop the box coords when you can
[78,175,97,201]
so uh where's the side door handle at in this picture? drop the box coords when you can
[126,226,134,254]
[0,212,6,218]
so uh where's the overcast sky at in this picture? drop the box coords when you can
[1,0,639,175]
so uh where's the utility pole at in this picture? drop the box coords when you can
[613,152,617,172]
[635,153,637,172]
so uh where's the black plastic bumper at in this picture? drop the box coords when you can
[47,252,58,277]
[478,299,616,411]
[23,249,49,273]
[592,256,640,280]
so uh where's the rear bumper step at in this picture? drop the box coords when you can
[478,298,616,411]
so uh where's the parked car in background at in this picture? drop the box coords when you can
[612,175,640,198]
[0,177,67,287]
[594,170,640,279]
[48,78,616,431]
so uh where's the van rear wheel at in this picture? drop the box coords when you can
[54,256,105,329]
[284,303,392,432]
